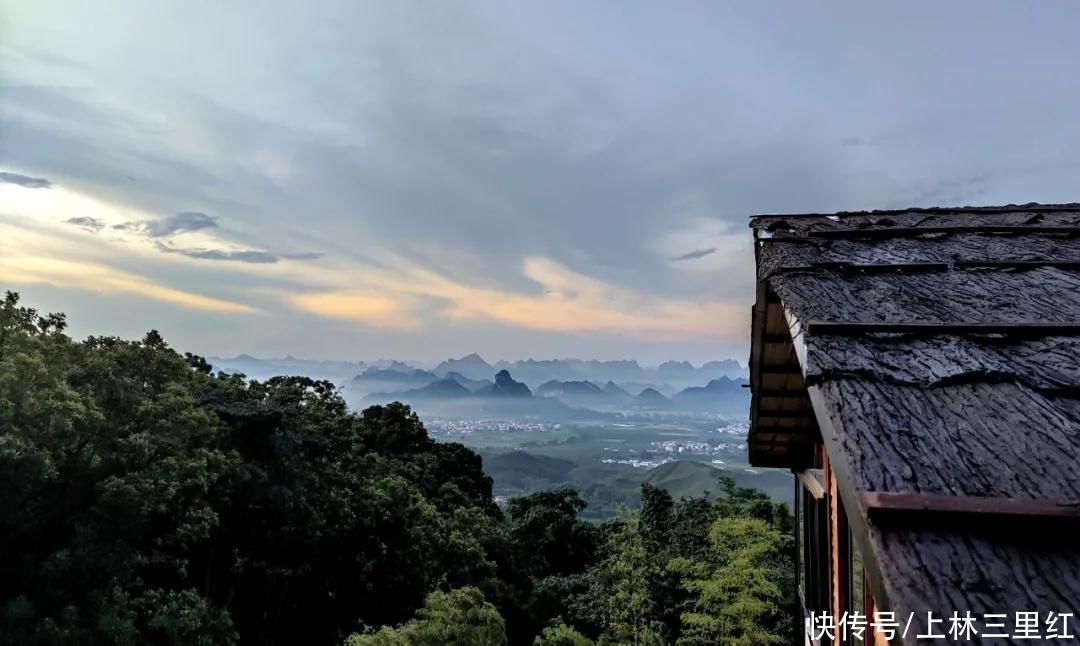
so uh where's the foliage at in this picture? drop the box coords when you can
[597,513,667,645]
[0,290,796,645]
[534,624,595,646]
[345,587,506,646]
[0,291,499,645]
[672,517,790,645]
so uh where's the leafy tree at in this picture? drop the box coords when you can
[1,292,237,644]
[639,484,674,551]
[0,292,504,645]
[597,513,666,645]
[673,517,789,645]
[534,624,595,646]
[345,587,506,646]
[506,488,600,578]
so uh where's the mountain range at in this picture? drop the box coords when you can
[205,353,749,417]
[469,355,745,387]
[358,367,747,417]
[208,353,746,391]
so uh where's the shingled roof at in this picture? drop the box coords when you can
[747,204,1080,640]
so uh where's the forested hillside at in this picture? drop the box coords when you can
[0,292,793,645]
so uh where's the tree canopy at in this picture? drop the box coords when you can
[0,291,794,645]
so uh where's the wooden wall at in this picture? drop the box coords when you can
[813,447,890,646]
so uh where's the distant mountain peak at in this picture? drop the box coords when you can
[434,353,493,379]
[478,370,531,397]
[602,381,631,397]
[659,360,694,369]
[444,371,493,392]
[637,387,667,398]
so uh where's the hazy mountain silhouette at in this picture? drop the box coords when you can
[475,370,532,398]
[671,376,749,413]
[434,353,493,380]
[368,378,472,401]
[443,371,494,392]
[208,354,366,382]
[349,367,439,396]
[631,387,675,410]
[209,353,746,391]
[602,381,632,401]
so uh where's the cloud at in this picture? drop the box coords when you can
[63,216,106,232]
[144,211,218,236]
[670,248,718,262]
[154,241,323,264]
[0,171,52,189]
[889,174,993,209]
[290,255,746,342]
[115,211,218,237]
[0,235,258,315]
[4,1,1080,361]
[287,292,414,330]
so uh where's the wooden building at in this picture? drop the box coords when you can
[747,204,1080,645]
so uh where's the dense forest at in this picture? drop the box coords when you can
[0,291,794,645]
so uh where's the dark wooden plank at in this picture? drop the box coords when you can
[804,335,1080,392]
[806,320,1080,338]
[806,225,1080,239]
[755,388,809,398]
[773,260,1080,275]
[752,203,1080,220]
[864,491,1080,524]
[811,380,1080,501]
[757,234,1080,279]
[954,259,1080,270]
[761,364,802,374]
[756,410,816,420]
[770,268,1080,330]
[871,526,1080,641]
[752,209,1080,233]
[773,261,949,274]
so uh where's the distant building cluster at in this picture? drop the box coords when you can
[601,457,673,469]
[713,422,748,436]
[649,440,748,456]
[425,419,558,435]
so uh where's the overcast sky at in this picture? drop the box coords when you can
[3,2,1080,364]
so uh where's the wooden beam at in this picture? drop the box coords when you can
[775,262,949,274]
[757,410,815,420]
[863,491,1080,526]
[796,470,825,500]
[806,225,1080,239]
[752,427,814,436]
[771,259,1080,273]
[953,259,1080,270]
[805,320,1080,338]
[752,205,1080,219]
[755,388,809,398]
[806,385,899,643]
[761,363,803,374]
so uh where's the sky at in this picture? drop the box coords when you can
[2,2,1080,364]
